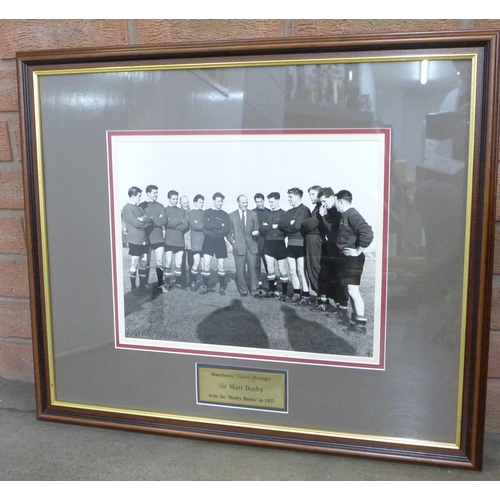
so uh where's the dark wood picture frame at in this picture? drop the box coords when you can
[17,30,500,470]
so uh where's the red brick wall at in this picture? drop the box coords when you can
[0,19,498,431]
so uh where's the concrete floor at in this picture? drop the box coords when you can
[1,376,499,481]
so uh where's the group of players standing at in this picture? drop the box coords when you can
[121,184,373,328]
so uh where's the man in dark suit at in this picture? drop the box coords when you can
[227,194,260,298]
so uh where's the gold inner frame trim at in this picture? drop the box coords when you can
[51,399,459,450]
[33,73,57,398]
[33,53,476,76]
[32,52,478,451]
[456,54,478,448]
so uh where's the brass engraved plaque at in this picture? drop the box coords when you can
[197,364,288,412]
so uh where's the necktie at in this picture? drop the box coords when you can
[242,211,246,227]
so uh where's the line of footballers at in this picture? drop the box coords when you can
[121,184,373,327]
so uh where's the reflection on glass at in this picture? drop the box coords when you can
[277,60,470,350]
[283,64,375,128]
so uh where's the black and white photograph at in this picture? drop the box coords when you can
[108,130,389,368]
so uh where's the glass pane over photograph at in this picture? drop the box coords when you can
[36,54,473,446]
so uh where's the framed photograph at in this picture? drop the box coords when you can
[108,128,388,369]
[18,30,499,469]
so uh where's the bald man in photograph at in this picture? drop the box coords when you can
[227,194,260,298]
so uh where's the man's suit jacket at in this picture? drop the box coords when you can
[228,210,259,256]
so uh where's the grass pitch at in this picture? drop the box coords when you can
[122,248,375,359]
